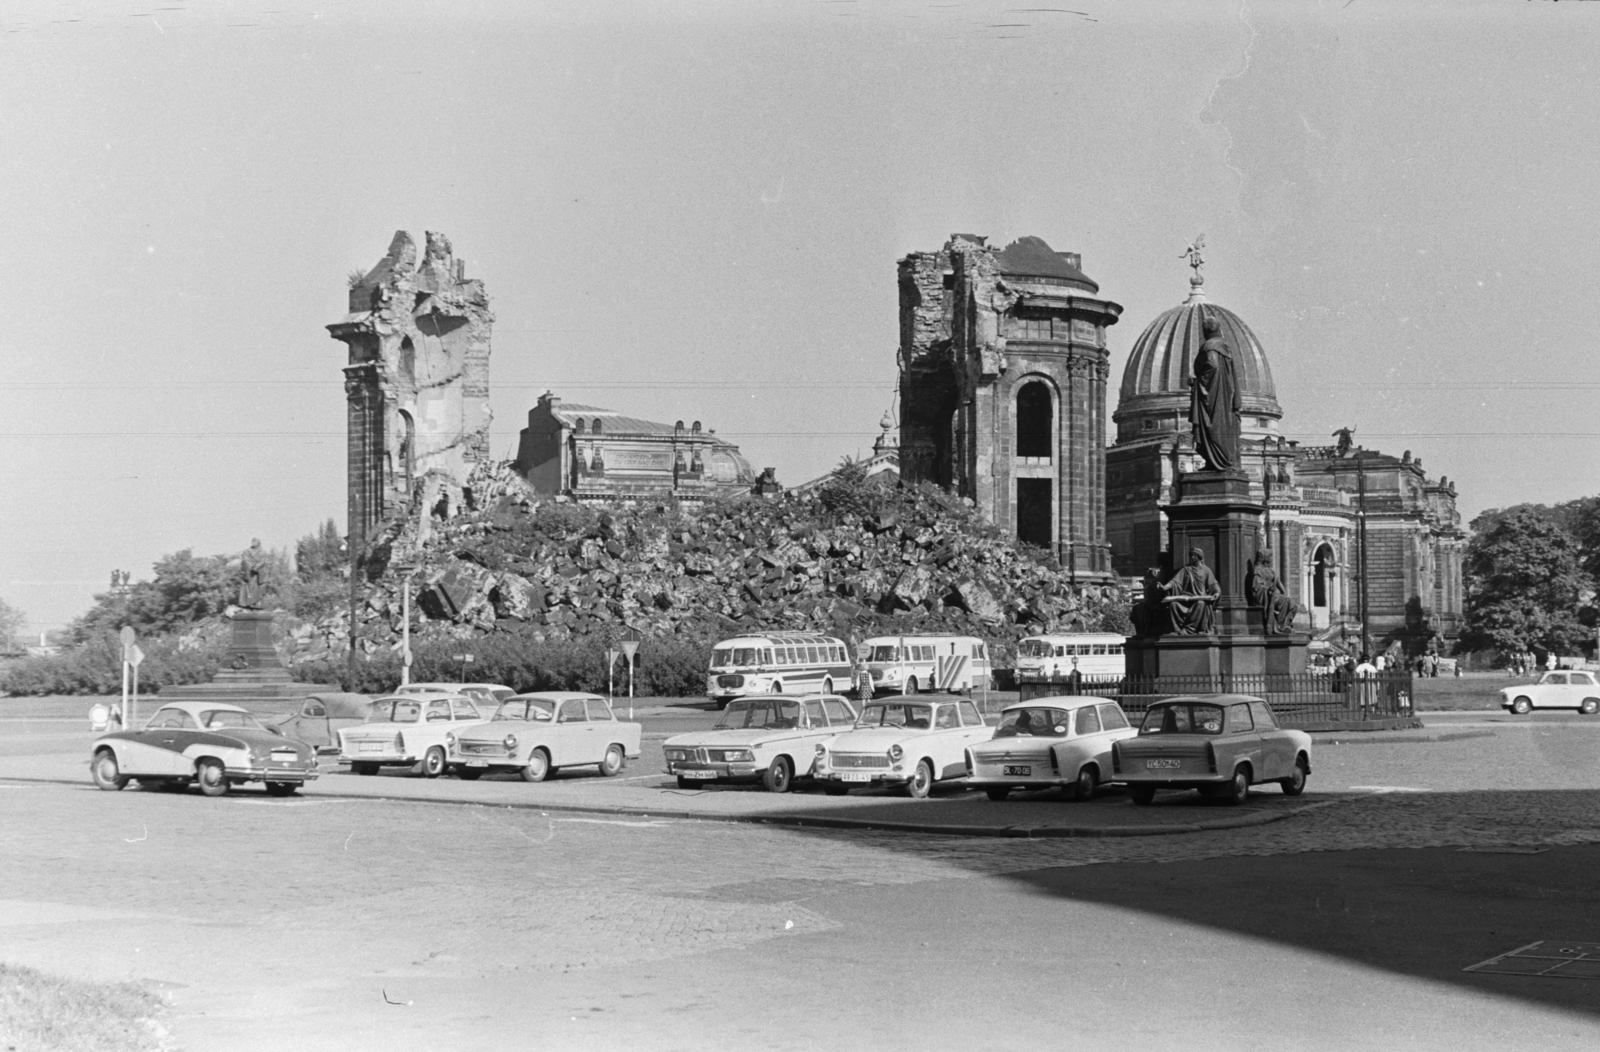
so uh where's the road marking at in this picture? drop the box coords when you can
[1347,785,1430,793]
[554,817,674,828]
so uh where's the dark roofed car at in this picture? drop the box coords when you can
[1111,694,1312,806]
[269,693,374,752]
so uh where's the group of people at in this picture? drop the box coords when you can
[1506,650,1555,677]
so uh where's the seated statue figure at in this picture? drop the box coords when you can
[1247,548,1299,636]
[1130,566,1168,637]
[1160,548,1220,635]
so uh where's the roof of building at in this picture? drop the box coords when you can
[1117,275,1281,420]
[551,403,732,444]
[993,235,1100,293]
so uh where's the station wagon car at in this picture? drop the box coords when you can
[965,696,1137,801]
[90,701,318,797]
[663,694,859,792]
[814,698,992,798]
[395,682,516,708]
[337,694,491,777]
[1501,671,1600,715]
[267,692,374,751]
[1112,695,1311,806]
[446,692,643,782]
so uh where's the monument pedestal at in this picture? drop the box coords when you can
[160,610,335,708]
[1125,469,1307,682]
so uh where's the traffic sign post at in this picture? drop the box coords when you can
[119,627,143,729]
[605,648,620,703]
[620,627,642,720]
[452,653,475,684]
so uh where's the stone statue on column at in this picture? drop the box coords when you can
[236,539,267,610]
[1189,311,1243,471]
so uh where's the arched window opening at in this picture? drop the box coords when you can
[1016,382,1052,459]
[398,337,416,388]
[1313,545,1333,608]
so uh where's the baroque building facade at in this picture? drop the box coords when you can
[897,234,1122,584]
[1106,269,1466,655]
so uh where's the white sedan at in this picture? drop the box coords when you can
[965,696,1137,801]
[446,693,642,782]
[337,694,492,777]
[663,694,858,792]
[1501,671,1600,715]
[814,698,992,798]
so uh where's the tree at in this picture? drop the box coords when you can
[1461,509,1592,658]
[0,597,26,650]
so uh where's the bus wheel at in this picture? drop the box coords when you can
[771,681,783,693]
[821,677,833,695]
[905,677,919,695]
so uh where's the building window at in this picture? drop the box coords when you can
[1313,544,1334,608]
[1017,479,1052,548]
[1141,419,1156,432]
[1011,315,1052,340]
[1016,382,1052,459]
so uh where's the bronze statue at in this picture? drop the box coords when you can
[1246,548,1298,636]
[237,538,266,610]
[1160,547,1220,634]
[1332,426,1356,457]
[1189,311,1242,471]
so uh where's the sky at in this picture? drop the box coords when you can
[2,0,1597,633]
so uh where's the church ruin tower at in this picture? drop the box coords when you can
[329,230,494,551]
[897,234,1122,583]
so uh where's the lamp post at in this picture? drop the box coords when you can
[392,563,416,687]
[1356,452,1371,659]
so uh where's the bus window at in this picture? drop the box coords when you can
[786,647,798,664]
[773,648,788,665]
[762,649,773,664]
[972,644,982,658]
[802,646,816,663]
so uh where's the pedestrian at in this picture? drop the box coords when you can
[853,658,874,706]
[1354,652,1378,717]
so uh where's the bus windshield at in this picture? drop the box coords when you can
[1017,640,1050,658]
[710,647,761,670]
[868,646,900,662]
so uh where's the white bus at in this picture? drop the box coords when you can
[1014,633,1126,683]
[860,635,992,696]
[707,632,853,708]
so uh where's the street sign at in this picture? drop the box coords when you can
[127,644,145,669]
[119,626,136,649]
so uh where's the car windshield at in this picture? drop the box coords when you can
[377,700,423,723]
[994,707,1070,738]
[868,645,899,662]
[855,702,934,730]
[199,709,264,730]
[714,698,804,730]
[1140,703,1226,735]
[493,699,557,722]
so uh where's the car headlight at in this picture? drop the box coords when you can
[445,732,456,746]
[504,734,518,750]
[715,749,753,763]
[888,744,903,761]
[814,743,827,757]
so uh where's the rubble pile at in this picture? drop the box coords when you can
[289,462,1129,667]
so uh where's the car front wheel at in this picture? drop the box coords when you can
[763,755,793,794]
[91,750,127,792]
[421,747,447,779]
[1511,696,1533,715]
[1280,755,1308,796]
[905,759,934,799]
[196,758,229,798]
[1581,698,1599,716]
[599,744,625,777]
[521,748,551,783]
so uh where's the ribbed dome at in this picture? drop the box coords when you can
[1117,278,1281,427]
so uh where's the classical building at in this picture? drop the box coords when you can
[1106,266,1466,655]
[789,412,901,496]
[897,234,1123,584]
[329,230,493,550]
[513,392,755,502]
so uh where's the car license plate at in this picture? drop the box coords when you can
[841,773,871,782]
[1146,759,1182,770]
[680,769,716,779]
[1002,765,1032,777]
[270,752,298,764]
[466,760,488,768]
[358,743,383,753]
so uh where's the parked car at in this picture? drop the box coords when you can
[268,693,374,752]
[445,692,643,782]
[337,694,491,777]
[965,696,1137,801]
[663,694,859,792]
[90,701,319,798]
[814,697,992,798]
[1111,695,1311,806]
[1501,671,1600,715]
[395,682,516,708]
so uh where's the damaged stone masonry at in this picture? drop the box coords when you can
[329,230,494,553]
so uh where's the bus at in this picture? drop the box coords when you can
[1014,633,1126,683]
[706,632,853,708]
[859,635,992,696]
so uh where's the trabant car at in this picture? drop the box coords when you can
[1501,671,1600,715]
[337,694,491,777]
[1112,695,1311,806]
[663,693,859,792]
[965,696,1137,801]
[814,697,992,798]
[267,692,374,752]
[90,701,318,797]
[445,692,643,782]
[395,682,516,708]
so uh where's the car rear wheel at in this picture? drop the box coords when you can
[1129,785,1156,806]
[521,748,551,783]
[985,787,1011,801]
[1511,696,1533,715]
[456,768,483,781]
[264,782,298,797]
[196,758,229,798]
[599,744,625,777]
[1581,698,1599,716]
[91,750,127,792]
[352,763,378,776]
[1071,765,1098,802]
[1280,755,1308,796]
[1220,768,1250,806]
[421,747,447,779]
[905,759,934,799]
[763,755,794,794]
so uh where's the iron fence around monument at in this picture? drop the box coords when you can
[1016,671,1414,726]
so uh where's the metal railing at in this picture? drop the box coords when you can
[1018,671,1414,725]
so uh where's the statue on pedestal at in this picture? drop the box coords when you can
[1189,311,1243,471]
[1246,548,1298,636]
[237,539,266,610]
[1130,566,1167,637]
[1160,547,1220,634]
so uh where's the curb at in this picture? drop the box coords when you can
[1,772,1327,839]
